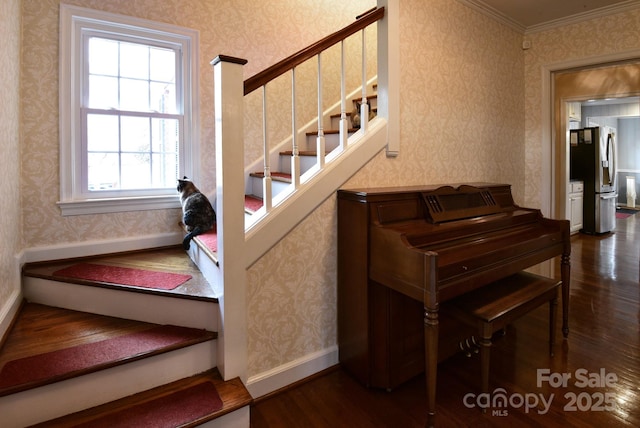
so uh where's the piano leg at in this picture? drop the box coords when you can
[561,252,571,338]
[424,305,438,428]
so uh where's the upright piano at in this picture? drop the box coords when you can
[337,183,570,427]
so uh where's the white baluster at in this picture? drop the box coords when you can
[317,53,326,169]
[291,68,300,189]
[339,40,348,150]
[262,85,272,211]
[360,28,369,133]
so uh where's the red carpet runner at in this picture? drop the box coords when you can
[0,325,210,394]
[52,263,192,290]
[72,381,223,428]
[196,228,218,252]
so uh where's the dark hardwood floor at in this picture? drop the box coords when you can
[250,213,640,427]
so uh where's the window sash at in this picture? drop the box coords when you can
[80,108,184,198]
[58,4,199,216]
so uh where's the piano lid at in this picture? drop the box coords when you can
[421,185,504,224]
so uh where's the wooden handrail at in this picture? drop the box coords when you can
[244,7,384,96]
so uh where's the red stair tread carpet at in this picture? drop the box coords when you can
[52,263,192,290]
[191,195,263,253]
[196,226,218,252]
[65,381,223,428]
[0,325,214,395]
[245,195,263,212]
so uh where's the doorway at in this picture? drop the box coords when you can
[552,61,640,221]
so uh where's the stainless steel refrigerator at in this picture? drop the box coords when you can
[570,126,617,234]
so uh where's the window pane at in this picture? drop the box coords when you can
[88,38,118,76]
[152,153,178,188]
[121,153,151,189]
[88,152,119,191]
[120,42,149,80]
[88,75,118,109]
[151,118,178,152]
[87,114,119,152]
[120,78,150,111]
[121,116,150,152]
[150,47,175,82]
[150,82,176,113]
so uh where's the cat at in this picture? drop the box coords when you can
[351,101,376,128]
[177,177,216,250]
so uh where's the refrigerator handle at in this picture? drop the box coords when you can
[609,133,616,189]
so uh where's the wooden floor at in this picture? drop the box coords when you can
[250,213,640,427]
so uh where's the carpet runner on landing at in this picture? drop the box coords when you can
[52,263,192,290]
[69,381,223,428]
[0,325,213,395]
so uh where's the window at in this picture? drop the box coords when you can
[59,5,199,215]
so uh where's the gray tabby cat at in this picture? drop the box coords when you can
[177,177,216,250]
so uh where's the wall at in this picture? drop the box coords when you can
[0,0,22,330]
[247,0,525,377]
[523,8,640,210]
[20,0,375,251]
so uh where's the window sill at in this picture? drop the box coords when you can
[58,195,181,216]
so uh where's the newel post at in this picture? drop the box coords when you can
[211,55,248,382]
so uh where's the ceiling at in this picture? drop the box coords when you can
[463,0,640,31]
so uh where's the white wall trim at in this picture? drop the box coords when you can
[0,288,23,344]
[23,232,182,264]
[246,345,338,399]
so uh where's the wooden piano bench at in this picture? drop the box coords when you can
[446,271,561,400]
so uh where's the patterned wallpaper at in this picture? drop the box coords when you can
[0,0,22,311]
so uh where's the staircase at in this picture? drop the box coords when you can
[245,90,377,217]
[1,247,251,427]
[0,7,392,426]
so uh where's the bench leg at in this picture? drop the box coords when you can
[549,296,558,357]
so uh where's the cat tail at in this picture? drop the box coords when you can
[182,226,205,250]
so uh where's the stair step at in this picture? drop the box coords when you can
[22,246,220,330]
[0,303,219,427]
[0,303,216,397]
[244,195,264,214]
[305,129,357,137]
[29,369,252,428]
[22,246,217,302]
[279,150,321,157]
[249,171,292,183]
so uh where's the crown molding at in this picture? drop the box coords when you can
[457,0,527,33]
[526,0,640,34]
[457,0,640,35]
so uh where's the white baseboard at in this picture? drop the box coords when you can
[0,288,22,343]
[23,232,183,263]
[246,345,338,398]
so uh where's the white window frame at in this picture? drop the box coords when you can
[58,4,200,216]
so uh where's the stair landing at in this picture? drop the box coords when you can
[22,246,217,302]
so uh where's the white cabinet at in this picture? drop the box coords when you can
[568,181,584,234]
[568,102,582,123]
